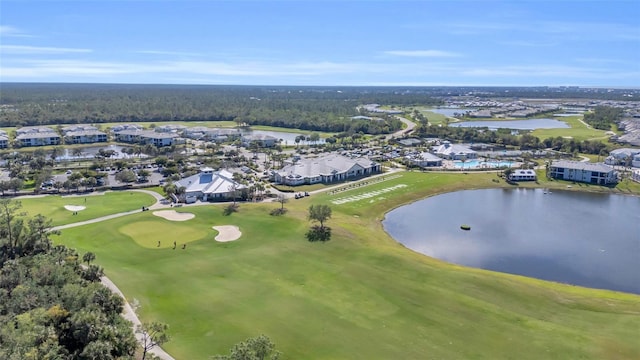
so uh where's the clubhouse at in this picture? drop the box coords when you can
[175,168,245,203]
[273,154,381,186]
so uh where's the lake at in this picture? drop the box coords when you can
[58,144,144,160]
[427,107,477,117]
[241,129,325,145]
[383,188,640,294]
[450,118,569,130]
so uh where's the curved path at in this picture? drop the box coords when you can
[393,116,416,137]
[52,189,176,359]
[100,276,176,360]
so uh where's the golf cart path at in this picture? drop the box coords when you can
[100,276,175,360]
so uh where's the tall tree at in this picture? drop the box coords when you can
[136,322,170,360]
[308,204,332,230]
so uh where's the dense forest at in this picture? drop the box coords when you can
[582,106,624,130]
[413,122,610,155]
[0,199,138,359]
[0,84,440,134]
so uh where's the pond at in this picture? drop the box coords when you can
[449,118,569,130]
[57,144,145,160]
[427,107,477,117]
[241,129,325,145]
[453,160,514,169]
[383,188,640,294]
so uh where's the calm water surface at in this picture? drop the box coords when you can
[383,189,640,294]
[427,108,477,117]
[450,118,569,130]
[241,130,325,145]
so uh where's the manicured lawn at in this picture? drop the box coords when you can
[531,115,609,141]
[17,191,156,226]
[416,108,451,125]
[54,172,640,360]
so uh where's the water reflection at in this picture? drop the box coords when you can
[383,189,640,294]
[450,118,569,130]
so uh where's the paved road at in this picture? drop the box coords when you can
[393,116,416,137]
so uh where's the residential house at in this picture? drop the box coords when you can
[113,129,177,147]
[604,148,640,166]
[0,130,9,149]
[548,160,617,185]
[433,141,477,160]
[182,127,241,142]
[405,152,443,168]
[632,169,640,183]
[62,125,108,144]
[508,169,537,181]
[15,126,61,147]
[175,168,245,203]
[154,124,187,134]
[273,154,381,186]
[241,134,277,148]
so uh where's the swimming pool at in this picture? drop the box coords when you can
[453,160,513,169]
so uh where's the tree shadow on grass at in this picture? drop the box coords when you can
[305,225,331,242]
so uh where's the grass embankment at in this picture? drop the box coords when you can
[415,108,452,125]
[52,173,640,359]
[531,116,609,141]
[18,191,155,226]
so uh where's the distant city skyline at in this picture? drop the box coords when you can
[1,1,638,87]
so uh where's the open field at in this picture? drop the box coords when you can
[17,191,156,226]
[53,172,640,360]
[415,108,451,125]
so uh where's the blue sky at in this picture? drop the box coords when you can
[1,0,639,86]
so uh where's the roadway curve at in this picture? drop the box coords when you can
[393,116,416,137]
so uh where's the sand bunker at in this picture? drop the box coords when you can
[64,205,86,212]
[212,225,241,242]
[152,210,195,221]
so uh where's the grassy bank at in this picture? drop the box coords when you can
[17,191,155,226]
[53,173,640,359]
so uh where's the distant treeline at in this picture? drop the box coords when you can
[416,124,611,155]
[583,106,624,130]
[0,84,441,134]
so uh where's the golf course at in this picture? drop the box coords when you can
[46,172,640,359]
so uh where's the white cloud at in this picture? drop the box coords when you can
[0,26,32,37]
[1,45,92,54]
[135,50,202,57]
[384,50,461,58]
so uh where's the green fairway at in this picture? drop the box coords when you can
[18,191,156,226]
[531,115,610,141]
[54,173,640,359]
[120,217,213,248]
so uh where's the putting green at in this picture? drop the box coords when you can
[119,219,210,248]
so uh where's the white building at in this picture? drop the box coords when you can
[15,126,61,147]
[508,169,537,181]
[241,134,277,147]
[405,152,443,168]
[273,154,381,186]
[549,161,617,185]
[175,168,245,203]
[62,125,108,144]
[113,129,177,147]
[433,141,477,160]
[154,124,187,134]
[183,127,241,142]
[604,148,640,167]
[0,130,9,149]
